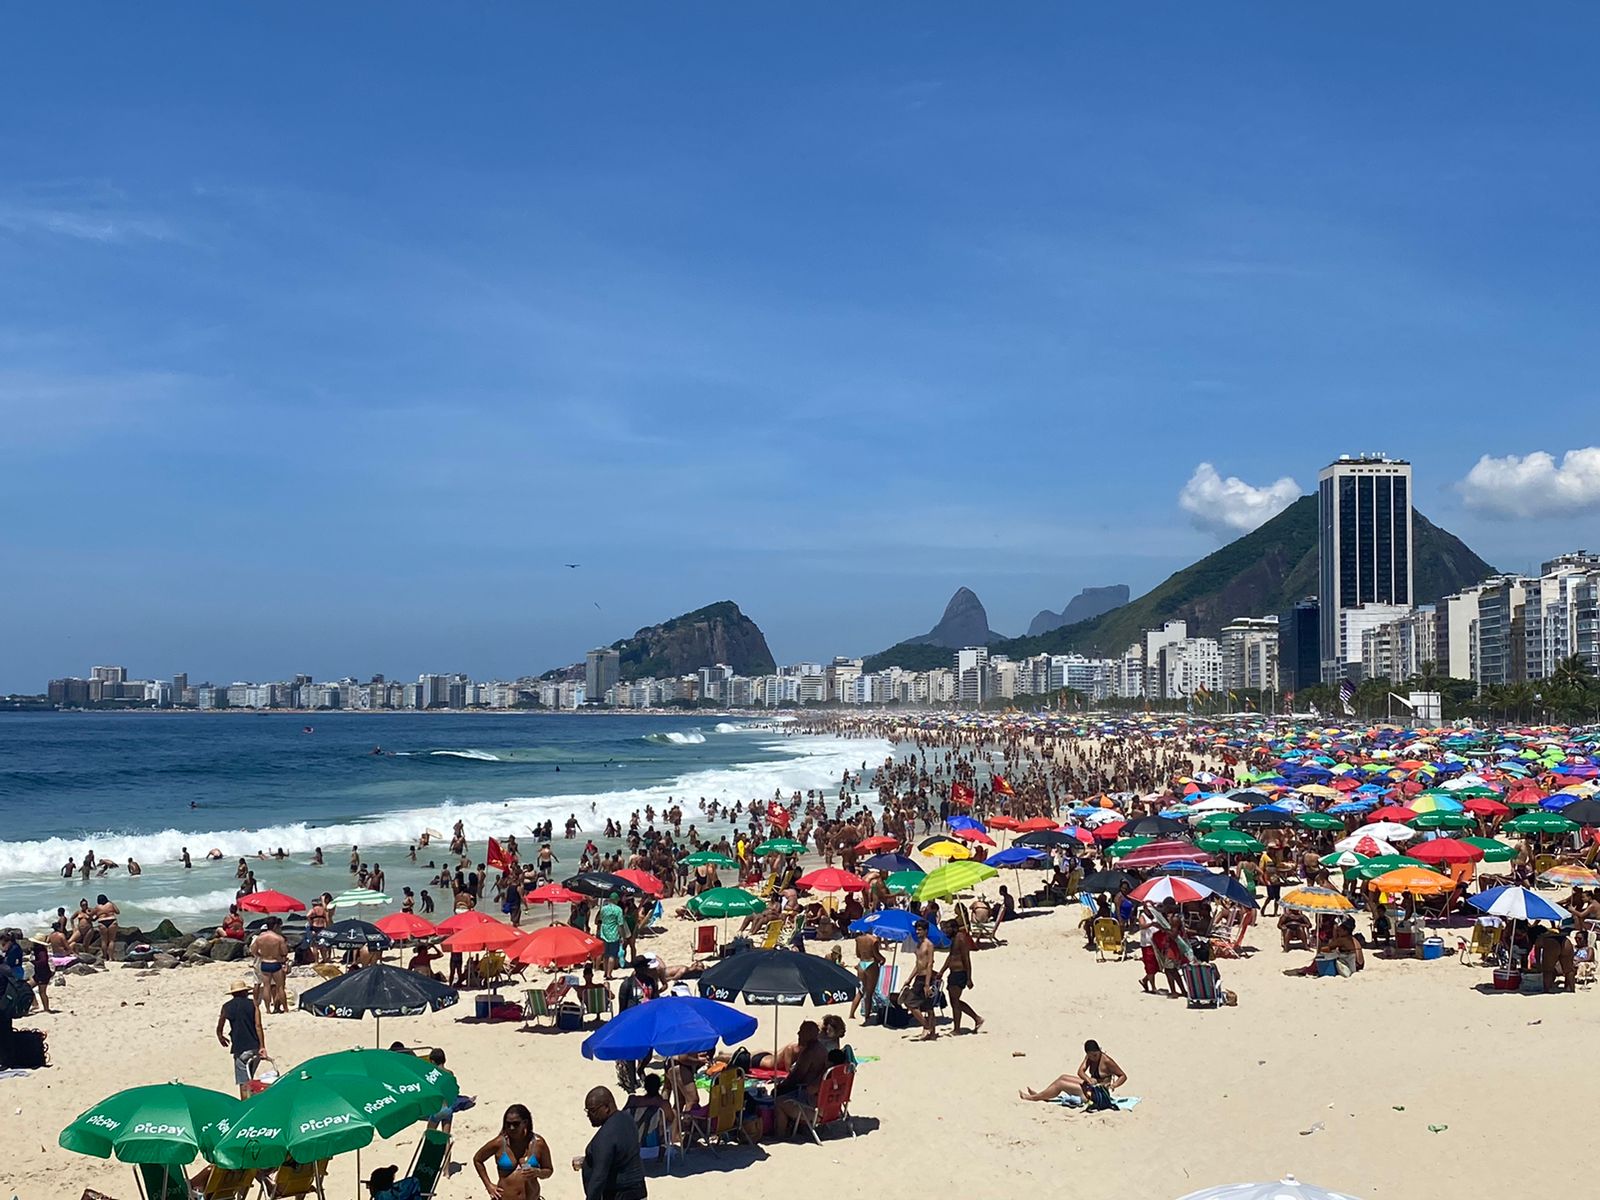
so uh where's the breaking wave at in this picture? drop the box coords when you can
[643,731,706,745]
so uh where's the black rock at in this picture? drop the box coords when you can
[906,587,1002,648]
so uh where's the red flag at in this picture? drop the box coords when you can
[486,837,510,873]
[990,774,1014,796]
[951,782,975,807]
[766,799,791,831]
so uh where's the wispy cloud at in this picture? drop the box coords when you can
[0,202,176,243]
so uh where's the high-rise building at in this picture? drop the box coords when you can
[1219,616,1279,692]
[1318,455,1414,682]
[585,649,621,706]
[1278,598,1320,695]
[954,647,989,705]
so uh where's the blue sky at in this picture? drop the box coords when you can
[5,4,1600,690]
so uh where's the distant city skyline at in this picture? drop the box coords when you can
[5,6,1600,692]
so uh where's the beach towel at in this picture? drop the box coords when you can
[1050,1094,1141,1112]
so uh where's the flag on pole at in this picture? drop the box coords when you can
[951,781,976,807]
[766,798,791,831]
[991,774,1014,796]
[486,837,511,873]
[1339,678,1356,716]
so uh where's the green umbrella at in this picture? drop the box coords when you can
[885,870,925,896]
[683,850,737,868]
[913,860,998,901]
[686,887,766,918]
[329,888,391,909]
[1504,811,1578,835]
[1411,811,1476,830]
[1351,854,1426,880]
[210,1070,415,1170]
[1294,812,1345,832]
[1321,850,1370,870]
[294,1048,458,1129]
[1197,829,1265,855]
[1194,813,1238,833]
[753,837,806,856]
[60,1082,239,1166]
[1461,836,1518,864]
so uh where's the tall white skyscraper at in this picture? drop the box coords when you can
[1318,455,1414,683]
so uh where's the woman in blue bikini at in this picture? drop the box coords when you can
[472,1104,552,1200]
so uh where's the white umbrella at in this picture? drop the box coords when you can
[1353,821,1417,843]
[1081,809,1124,826]
[1333,833,1399,857]
[1175,1175,1360,1200]
[1188,796,1248,813]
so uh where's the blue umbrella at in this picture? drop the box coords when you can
[1468,886,1569,923]
[579,996,757,1061]
[847,909,951,947]
[863,853,919,874]
[986,846,1048,868]
[946,815,986,832]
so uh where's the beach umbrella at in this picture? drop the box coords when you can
[238,890,306,914]
[1320,850,1369,870]
[686,887,766,919]
[1105,835,1152,859]
[1016,817,1061,832]
[1130,876,1215,905]
[1125,815,1188,838]
[1468,886,1569,924]
[916,835,974,860]
[60,1082,239,1166]
[210,1071,410,1170]
[580,996,757,1061]
[1539,863,1600,886]
[986,816,1023,833]
[1503,811,1578,835]
[885,870,926,896]
[1183,872,1258,908]
[1016,830,1077,849]
[697,949,860,1006]
[946,815,986,832]
[294,1047,458,1128]
[614,869,665,897]
[1294,812,1345,832]
[683,850,738,867]
[329,888,391,909]
[754,837,806,856]
[1197,829,1266,856]
[298,963,458,1044]
[1407,838,1484,866]
[1350,855,1426,880]
[1366,866,1452,896]
[1553,797,1600,826]
[374,912,438,941]
[1119,839,1211,869]
[1080,869,1137,893]
[847,909,951,948]
[1410,811,1476,831]
[985,846,1049,868]
[796,867,869,892]
[525,884,585,905]
[433,910,497,935]
[1280,887,1355,914]
[949,826,997,846]
[863,852,919,873]
[1188,796,1248,813]
[1232,808,1296,829]
[1173,1175,1359,1200]
[1194,813,1239,833]
[508,924,603,969]
[1460,837,1518,864]
[311,919,393,951]
[914,860,1000,901]
[1333,833,1398,857]
[1355,821,1418,843]
[441,919,521,953]
[563,872,643,898]
[854,836,900,853]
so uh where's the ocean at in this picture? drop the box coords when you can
[0,712,892,931]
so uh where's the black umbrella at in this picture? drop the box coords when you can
[1016,830,1075,849]
[311,919,393,950]
[1231,808,1296,829]
[298,963,458,1044]
[1559,797,1600,827]
[1124,815,1187,838]
[563,872,642,898]
[1230,790,1274,806]
[697,949,860,1006]
[1080,869,1136,893]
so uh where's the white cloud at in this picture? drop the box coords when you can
[1458,447,1600,519]
[1178,462,1302,539]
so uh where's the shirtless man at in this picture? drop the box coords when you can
[249,917,290,1012]
[93,894,119,958]
[905,920,939,1041]
[940,919,983,1035]
[850,928,882,1025]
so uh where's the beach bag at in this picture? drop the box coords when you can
[1084,1083,1115,1112]
[0,975,35,1020]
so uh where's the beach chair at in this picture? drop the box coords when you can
[1466,922,1498,966]
[683,1068,748,1152]
[760,918,790,950]
[135,1165,190,1200]
[1533,854,1557,886]
[691,924,718,963]
[1092,917,1125,962]
[957,902,1000,949]
[580,984,613,1023]
[1578,959,1597,989]
[1181,962,1223,1008]
[259,1159,328,1200]
[195,1170,255,1200]
[1209,909,1255,960]
[521,986,556,1029]
[631,1103,680,1172]
[478,950,508,992]
[406,1128,451,1199]
[793,1063,856,1143]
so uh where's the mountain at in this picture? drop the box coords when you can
[610,601,777,681]
[905,587,1003,649]
[1027,585,1131,637]
[864,497,1497,671]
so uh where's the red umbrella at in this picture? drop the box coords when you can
[1408,838,1485,865]
[1463,796,1510,818]
[526,884,585,905]
[796,867,869,893]
[375,912,438,940]
[1092,820,1127,842]
[237,889,305,914]
[614,869,665,898]
[1130,876,1214,905]
[442,920,522,952]
[986,816,1023,832]
[1368,805,1419,822]
[1506,788,1546,807]
[509,924,603,969]
[949,827,996,846]
[1118,839,1211,869]
[434,910,498,936]
[1066,827,1095,845]
[855,835,900,852]
[1016,817,1060,832]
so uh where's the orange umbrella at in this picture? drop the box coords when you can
[442,919,521,952]
[509,924,604,968]
[855,835,900,852]
[1366,866,1452,895]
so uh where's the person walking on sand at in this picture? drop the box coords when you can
[574,1087,646,1200]
[217,980,266,1100]
[939,919,983,1035]
[905,919,939,1041]
[1019,1039,1126,1104]
[850,927,882,1025]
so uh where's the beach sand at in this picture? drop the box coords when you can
[10,892,1599,1200]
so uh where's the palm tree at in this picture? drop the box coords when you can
[1551,654,1595,692]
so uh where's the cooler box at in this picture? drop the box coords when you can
[1314,958,1339,977]
[1492,969,1521,991]
[1395,929,1417,952]
[1520,974,1545,993]
[1421,937,1445,961]
[557,1004,584,1031]
[474,995,492,1020]
[882,1003,912,1030]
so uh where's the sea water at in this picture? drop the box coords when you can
[0,712,892,931]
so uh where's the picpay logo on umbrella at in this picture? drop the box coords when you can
[130,1122,188,1137]
[230,1125,284,1140]
[298,1114,354,1133]
[86,1114,121,1131]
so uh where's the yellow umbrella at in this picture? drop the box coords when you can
[1281,887,1355,914]
[917,838,973,860]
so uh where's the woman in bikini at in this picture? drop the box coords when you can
[1019,1039,1127,1103]
[472,1104,551,1200]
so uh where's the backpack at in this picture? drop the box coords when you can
[0,974,36,1020]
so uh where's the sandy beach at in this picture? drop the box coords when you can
[11,879,1599,1200]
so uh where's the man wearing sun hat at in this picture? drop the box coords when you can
[216,979,266,1099]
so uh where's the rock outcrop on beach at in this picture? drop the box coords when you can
[1027,585,1131,637]
[610,601,777,681]
[905,587,1004,649]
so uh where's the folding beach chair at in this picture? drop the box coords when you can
[683,1068,748,1153]
[259,1159,328,1200]
[522,985,556,1029]
[792,1063,856,1143]
[1466,922,1499,966]
[406,1127,452,1199]
[194,1169,255,1200]
[691,924,718,964]
[580,984,613,1023]
[1092,917,1125,962]
[632,1103,681,1172]
[1181,962,1222,1008]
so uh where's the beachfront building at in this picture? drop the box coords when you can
[1278,598,1319,694]
[1360,605,1437,683]
[1143,620,1188,697]
[585,648,620,704]
[1317,454,1414,683]
[1113,644,1145,699]
[954,646,989,706]
[1220,616,1279,693]
[1524,553,1600,680]
[1474,577,1530,686]
[1156,637,1223,699]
